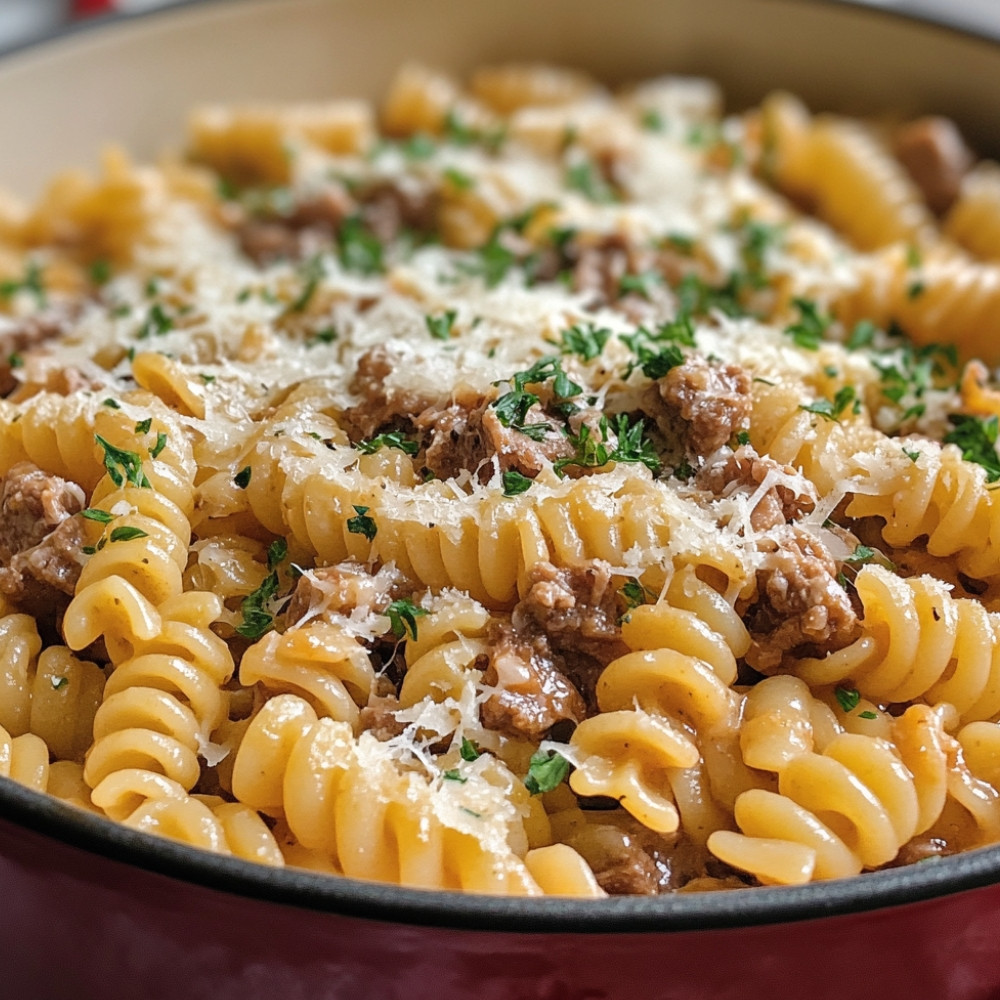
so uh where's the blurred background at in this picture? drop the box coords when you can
[1,0,999,51]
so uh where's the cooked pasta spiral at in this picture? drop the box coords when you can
[230,694,544,893]
[790,565,1000,722]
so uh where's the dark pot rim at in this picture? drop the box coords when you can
[2,0,1000,936]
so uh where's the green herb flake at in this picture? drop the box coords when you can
[556,323,611,361]
[309,326,338,346]
[460,738,481,762]
[0,261,46,307]
[800,386,858,422]
[401,132,437,161]
[442,769,468,783]
[134,418,153,435]
[619,577,652,611]
[346,505,377,541]
[784,298,830,350]
[385,598,429,641]
[618,271,662,300]
[554,414,660,477]
[356,431,419,457]
[234,466,252,489]
[565,159,616,203]
[443,167,474,191]
[859,710,878,720]
[524,748,570,795]
[903,447,921,463]
[736,430,751,446]
[266,538,288,571]
[109,525,149,543]
[501,469,533,497]
[944,414,1000,482]
[640,108,665,132]
[89,259,112,286]
[95,435,149,489]
[137,302,174,339]
[149,432,168,459]
[835,686,862,713]
[847,320,878,350]
[80,508,114,524]
[50,676,69,690]
[102,398,121,409]
[235,571,281,640]
[425,310,458,341]
[339,217,383,275]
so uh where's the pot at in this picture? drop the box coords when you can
[2,2,1000,998]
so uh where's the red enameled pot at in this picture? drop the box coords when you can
[3,2,1000,997]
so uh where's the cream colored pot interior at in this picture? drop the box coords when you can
[0,0,998,197]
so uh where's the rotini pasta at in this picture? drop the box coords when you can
[2,62,1000,901]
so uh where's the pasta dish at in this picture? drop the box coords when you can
[1,62,1000,895]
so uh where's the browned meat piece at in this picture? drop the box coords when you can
[284,561,406,625]
[513,560,627,708]
[236,187,354,265]
[0,516,86,612]
[357,694,408,742]
[743,524,859,671]
[696,444,817,531]
[480,621,586,740]
[894,116,973,215]
[571,233,657,309]
[358,180,439,244]
[0,462,85,563]
[418,398,574,482]
[0,316,68,397]
[340,345,438,441]
[657,356,752,457]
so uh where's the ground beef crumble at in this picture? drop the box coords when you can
[656,356,752,457]
[742,524,860,671]
[0,462,87,620]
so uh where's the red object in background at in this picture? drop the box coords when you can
[72,0,114,15]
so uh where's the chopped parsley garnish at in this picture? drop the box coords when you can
[501,469,533,497]
[425,310,458,341]
[95,436,149,488]
[102,398,120,409]
[7,353,22,369]
[234,466,252,489]
[859,710,879,720]
[739,218,783,278]
[903,447,921,463]
[443,109,507,152]
[308,326,338,346]
[442,166,474,191]
[619,577,653,611]
[50,676,69,690]
[618,271,662,300]
[81,508,114,523]
[0,261,46,307]
[944,414,1000,482]
[442,769,468,783]
[347,505,377,541]
[784,298,830,350]
[385,598,428,641]
[356,431,419,457]
[284,255,325,314]
[109,525,149,543]
[835,686,862,713]
[554,414,660,477]
[799,386,859,422]
[150,432,168,459]
[640,108,665,132]
[556,323,611,361]
[846,320,877,350]
[675,273,749,319]
[843,543,895,573]
[89,259,112,286]
[401,132,436,160]
[338,216,383,275]
[736,430,751,446]
[460,738,481,761]
[134,418,153,435]
[524,749,570,795]
[491,356,581,437]
[235,570,282,640]
[266,538,288,571]
[137,302,174,339]
[565,159,617,203]
[463,233,518,288]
